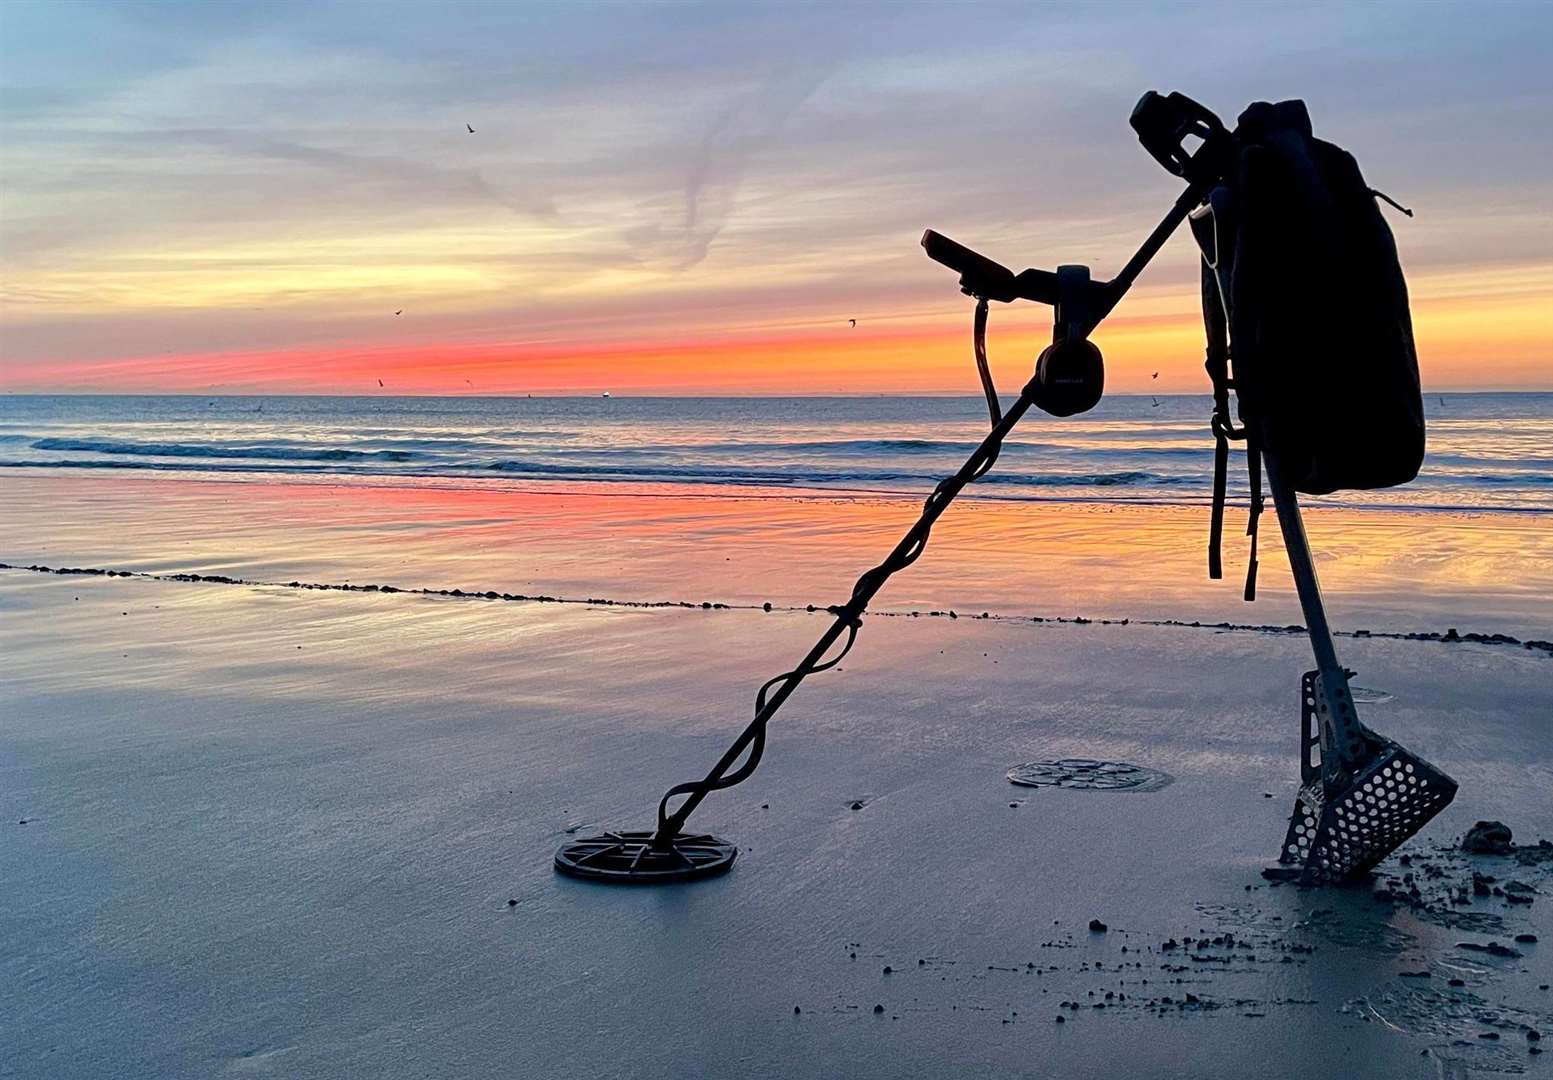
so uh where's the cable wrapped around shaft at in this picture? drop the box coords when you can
[655,341,1029,841]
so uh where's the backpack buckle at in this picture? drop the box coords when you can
[1210,409,1246,442]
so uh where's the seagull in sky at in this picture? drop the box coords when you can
[394,310,402,316]
[848,318,856,328]
[1151,371,1159,379]
[466,123,475,134]
[378,379,384,388]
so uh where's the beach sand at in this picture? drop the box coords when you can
[3,474,1551,1078]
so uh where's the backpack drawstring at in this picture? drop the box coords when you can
[1369,188,1413,217]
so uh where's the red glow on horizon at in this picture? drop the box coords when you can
[2,285,1546,395]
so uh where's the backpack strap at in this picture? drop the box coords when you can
[1200,247,1261,600]
[1209,423,1228,580]
[1201,259,1233,582]
[1243,431,1262,601]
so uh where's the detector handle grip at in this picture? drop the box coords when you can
[920,230,1058,305]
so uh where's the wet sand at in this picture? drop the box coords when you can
[3,473,1551,1078]
[3,471,1552,637]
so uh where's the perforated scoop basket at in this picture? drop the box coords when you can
[1279,671,1457,884]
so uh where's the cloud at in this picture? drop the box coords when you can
[146,128,557,218]
[674,56,838,269]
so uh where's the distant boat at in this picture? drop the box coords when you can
[601,391,611,398]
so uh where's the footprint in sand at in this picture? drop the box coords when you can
[1007,758,1173,792]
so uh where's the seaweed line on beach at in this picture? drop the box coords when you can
[4,560,1550,657]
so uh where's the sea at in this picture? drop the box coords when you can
[1,393,1549,512]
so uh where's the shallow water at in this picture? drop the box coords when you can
[4,473,1551,639]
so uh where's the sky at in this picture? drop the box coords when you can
[1,0,1549,395]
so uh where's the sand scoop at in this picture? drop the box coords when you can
[1262,458,1457,883]
[555,90,1457,886]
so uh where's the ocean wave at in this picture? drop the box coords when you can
[688,437,1209,459]
[1,454,1185,489]
[1465,472,1553,485]
[30,437,418,463]
[9,444,1543,495]
[6,458,1551,513]
[479,457,1186,487]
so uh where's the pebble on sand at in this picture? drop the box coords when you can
[1088,919,1108,933]
[873,1004,884,1014]
[1462,820,1514,854]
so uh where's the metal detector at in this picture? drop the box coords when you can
[554,90,1455,886]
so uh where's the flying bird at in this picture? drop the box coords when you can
[378,379,384,388]
[394,310,402,316]
[848,318,856,328]
[1151,371,1159,379]
[466,123,475,134]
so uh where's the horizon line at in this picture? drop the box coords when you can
[3,388,1550,400]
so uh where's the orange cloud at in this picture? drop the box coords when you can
[3,264,1546,395]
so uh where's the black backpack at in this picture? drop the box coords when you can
[1191,99,1424,598]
